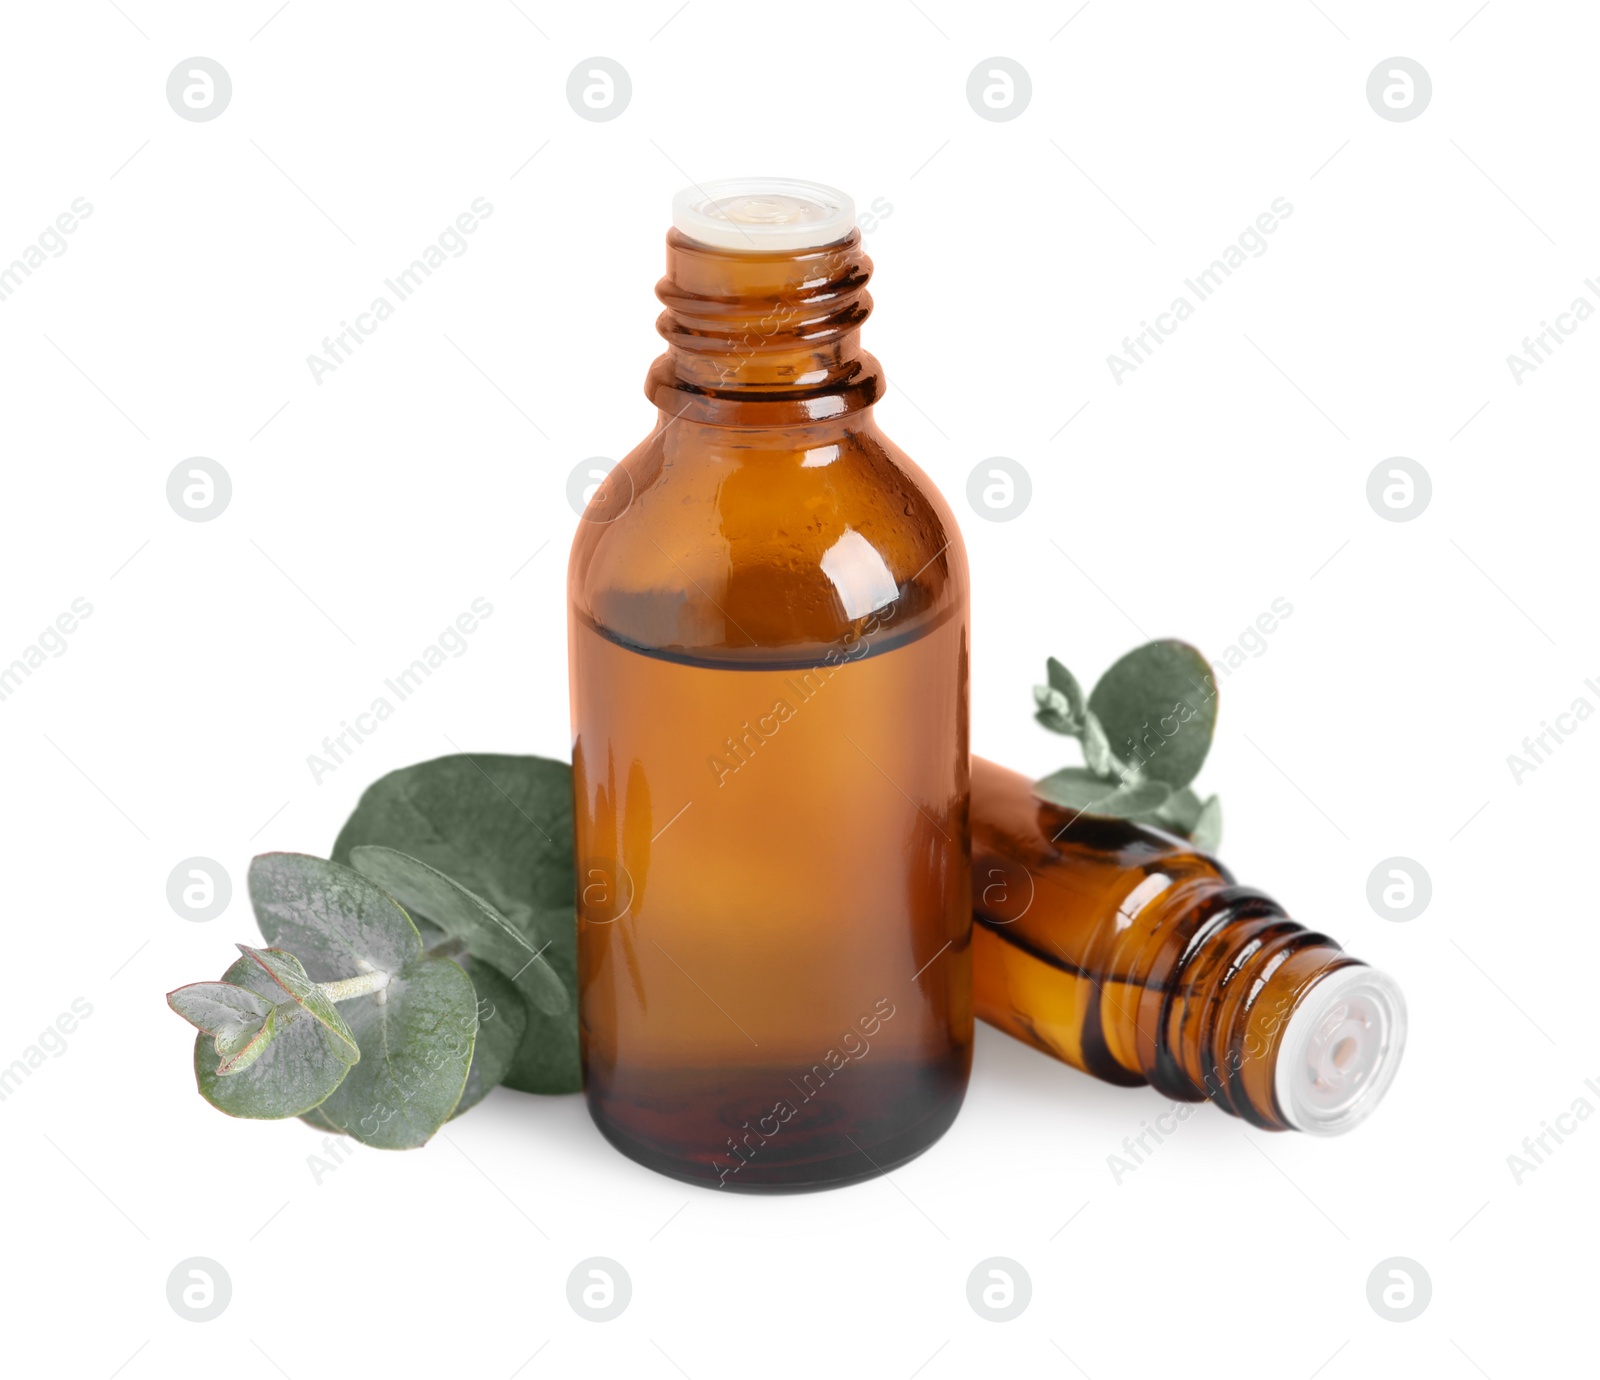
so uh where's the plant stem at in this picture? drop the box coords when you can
[318,971,390,1002]
[313,938,465,1003]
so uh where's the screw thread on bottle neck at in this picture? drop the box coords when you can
[1116,885,1398,1131]
[645,230,883,425]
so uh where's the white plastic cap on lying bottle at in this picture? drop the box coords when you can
[672,177,856,252]
[1275,965,1408,1135]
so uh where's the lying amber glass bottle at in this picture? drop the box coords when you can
[568,180,970,1191]
[971,756,1405,1133]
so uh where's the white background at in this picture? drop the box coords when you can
[1,2,1594,1376]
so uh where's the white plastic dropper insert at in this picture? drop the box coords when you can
[672,177,856,252]
[1274,965,1407,1135]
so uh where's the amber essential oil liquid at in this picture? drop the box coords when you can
[572,610,969,1190]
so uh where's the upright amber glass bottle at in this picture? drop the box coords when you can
[568,180,971,1191]
[971,757,1406,1133]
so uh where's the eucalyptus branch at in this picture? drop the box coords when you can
[165,753,580,1148]
[1030,641,1224,851]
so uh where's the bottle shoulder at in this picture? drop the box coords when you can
[971,755,1232,958]
[568,415,968,664]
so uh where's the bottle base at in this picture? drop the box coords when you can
[584,1058,969,1193]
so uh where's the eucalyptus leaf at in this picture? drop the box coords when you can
[213,1015,267,1059]
[453,958,528,1117]
[348,847,568,1018]
[248,860,476,1146]
[331,754,579,1095]
[214,1005,276,1076]
[299,959,525,1128]
[314,952,477,1149]
[236,944,359,1065]
[1034,766,1172,819]
[1046,656,1087,722]
[167,981,273,1036]
[1139,785,1204,836]
[1191,794,1224,853]
[331,754,575,915]
[1081,710,1117,778]
[1033,684,1076,735]
[491,983,581,1094]
[411,915,449,949]
[1087,640,1217,790]
[300,1105,346,1134]
[249,852,420,983]
[194,955,350,1119]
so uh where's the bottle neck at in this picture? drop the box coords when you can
[645,229,884,426]
[1112,879,1358,1130]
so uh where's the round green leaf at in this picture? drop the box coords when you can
[349,846,569,1018]
[331,755,574,915]
[194,956,350,1119]
[300,1105,346,1134]
[1136,785,1203,836]
[249,852,421,982]
[315,952,477,1149]
[1191,795,1223,853]
[331,754,579,1095]
[1034,766,1172,818]
[496,991,580,1093]
[1087,640,1218,790]
[453,958,528,1117]
[168,980,273,1037]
